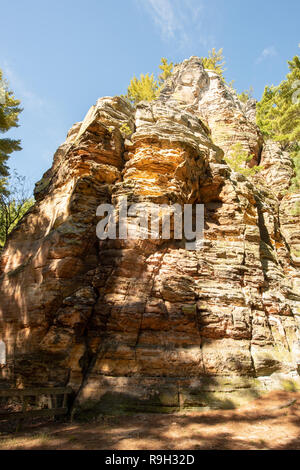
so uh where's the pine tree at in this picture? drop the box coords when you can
[201,48,226,79]
[125,58,173,105]
[158,58,173,85]
[256,48,300,192]
[0,69,22,193]
[238,86,254,103]
[126,73,159,105]
[257,54,300,144]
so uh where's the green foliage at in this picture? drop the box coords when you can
[0,178,8,196]
[0,69,22,191]
[257,53,300,144]
[257,48,300,194]
[225,143,261,177]
[290,200,300,216]
[292,248,300,258]
[126,73,159,105]
[119,122,132,137]
[281,379,300,392]
[238,86,254,103]
[125,58,173,105]
[0,171,34,247]
[201,48,226,79]
[158,57,173,85]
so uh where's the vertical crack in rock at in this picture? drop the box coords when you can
[0,57,300,412]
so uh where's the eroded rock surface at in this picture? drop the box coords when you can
[0,57,300,413]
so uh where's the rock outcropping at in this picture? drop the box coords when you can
[1,57,300,413]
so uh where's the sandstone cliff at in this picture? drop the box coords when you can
[0,57,300,413]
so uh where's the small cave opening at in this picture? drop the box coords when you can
[257,143,264,166]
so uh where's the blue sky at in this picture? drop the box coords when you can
[1,0,299,193]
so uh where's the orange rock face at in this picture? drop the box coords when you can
[0,58,299,413]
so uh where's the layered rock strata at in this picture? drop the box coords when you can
[0,57,300,413]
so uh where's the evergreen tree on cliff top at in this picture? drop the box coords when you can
[257,47,300,191]
[126,73,160,104]
[201,48,226,80]
[257,51,300,144]
[125,58,173,104]
[125,51,227,105]
[0,68,22,194]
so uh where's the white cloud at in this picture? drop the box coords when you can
[256,46,277,64]
[145,0,178,39]
[2,61,46,110]
[140,0,212,49]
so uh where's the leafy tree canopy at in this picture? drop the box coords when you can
[0,171,34,247]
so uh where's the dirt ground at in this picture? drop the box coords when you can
[1,391,300,450]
